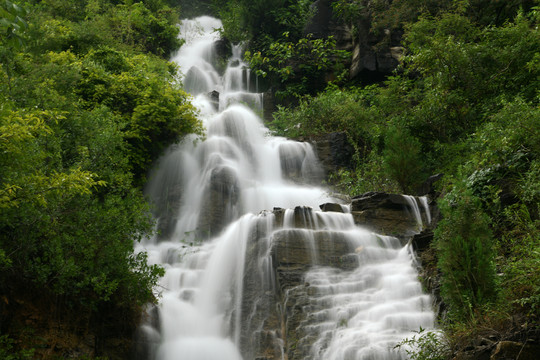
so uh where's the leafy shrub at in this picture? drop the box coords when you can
[500,203,540,317]
[435,183,499,320]
[395,328,450,360]
[0,335,33,360]
[245,34,350,98]
[383,124,425,193]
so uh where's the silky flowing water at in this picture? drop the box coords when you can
[135,16,436,360]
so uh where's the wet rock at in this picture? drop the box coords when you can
[319,202,344,213]
[197,165,240,238]
[262,89,275,123]
[207,90,219,110]
[278,145,324,185]
[271,229,356,270]
[273,207,285,228]
[351,192,429,235]
[291,206,318,229]
[184,66,212,94]
[212,38,232,74]
[412,229,434,253]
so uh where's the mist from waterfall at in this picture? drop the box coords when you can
[134,16,436,360]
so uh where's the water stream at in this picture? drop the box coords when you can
[135,16,436,360]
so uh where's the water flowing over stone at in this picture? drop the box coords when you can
[135,16,436,360]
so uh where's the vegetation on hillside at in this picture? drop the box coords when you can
[0,0,202,357]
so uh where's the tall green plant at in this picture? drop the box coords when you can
[435,184,499,320]
[382,125,425,194]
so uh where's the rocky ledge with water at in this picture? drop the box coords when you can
[238,197,437,360]
[135,16,439,360]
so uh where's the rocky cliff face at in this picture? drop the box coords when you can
[239,194,435,360]
[304,0,403,82]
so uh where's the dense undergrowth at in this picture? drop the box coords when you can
[0,0,202,358]
[216,0,540,357]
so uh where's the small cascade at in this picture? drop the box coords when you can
[135,16,436,360]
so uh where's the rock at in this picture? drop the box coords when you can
[197,165,240,238]
[351,192,430,235]
[238,193,437,360]
[278,144,325,185]
[303,0,333,38]
[491,341,540,360]
[309,132,355,177]
[416,173,443,196]
[271,229,356,270]
[262,89,275,123]
[212,38,232,74]
[319,203,344,213]
[376,49,400,73]
[351,192,410,211]
[207,90,219,110]
[303,0,405,82]
[184,66,212,94]
[411,230,433,253]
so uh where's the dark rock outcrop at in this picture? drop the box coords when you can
[351,192,431,235]
[197,165,240,238]
[212,38,232,74]
[319,202,344,213]
[207,90,220,110]
[304,0,403,82]
[309,132,355,177]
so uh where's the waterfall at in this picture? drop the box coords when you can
[135,16,436,360]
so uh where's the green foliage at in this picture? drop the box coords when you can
[332,0,366,24]
[270,87,376,139]
[395,328,450,360]
[0,0,28,49]
[435,183,499,320]
[0,335,34,360]
[382,125,425,193]
[0,1,199,355]
[216,0,314,45]
[330,152,401,195]
[215,0,249,43]
[72,50,202,180]
[246,35,349,98]
[500,203,540,317]
[27,0,181,58]
[107,2,181,57]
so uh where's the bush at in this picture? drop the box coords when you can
[395,328,450,360]
[382,124,425,193]
[435,183,499,320]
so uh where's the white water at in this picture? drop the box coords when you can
[135,17,435,360]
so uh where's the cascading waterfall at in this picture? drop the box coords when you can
[135,16,436,360]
